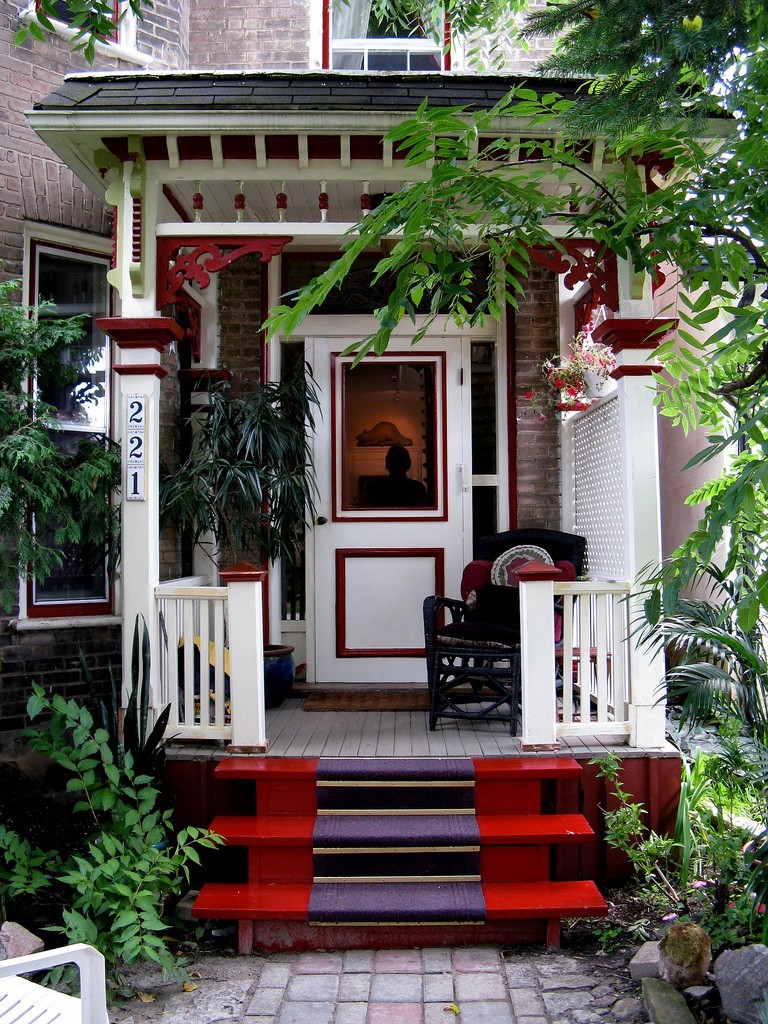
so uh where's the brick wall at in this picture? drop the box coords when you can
[479,0,558,75]
[0,621,121,736]
[135,0,191,69]
[188,0,312,70]
[218,256,265,394]
[512,266,562,529]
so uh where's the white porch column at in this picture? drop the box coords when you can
[219,563,267,752]
[98,316,184,706]
[591,317,674,748]
[517,561,562,749]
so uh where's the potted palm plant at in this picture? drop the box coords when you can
[159,362,318,706]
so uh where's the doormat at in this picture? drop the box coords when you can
[303,690,430,712]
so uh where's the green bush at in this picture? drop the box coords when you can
[0,684,221,981]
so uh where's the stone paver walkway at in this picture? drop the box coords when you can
[113,945,646,1024]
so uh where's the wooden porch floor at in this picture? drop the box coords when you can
[169,697,678,761]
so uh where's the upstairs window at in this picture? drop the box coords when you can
[326,0,446,70]
[22,1,144,61]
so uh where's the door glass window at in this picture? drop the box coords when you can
[341,359,438,512]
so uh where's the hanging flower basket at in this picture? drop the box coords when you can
[535,329,617,413]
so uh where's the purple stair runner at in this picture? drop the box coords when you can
[313,814,480,847]
[308,881,486,924]
[316,757,475,782]
[309,758,485,925]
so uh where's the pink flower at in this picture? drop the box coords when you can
[662,913,677,922]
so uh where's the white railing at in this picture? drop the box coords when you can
[155,579,231,741]
[555,580,631,739]
[518,571,634,747]
[155,570,267,749]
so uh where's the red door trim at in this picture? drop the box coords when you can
[335,547,445,658]
[330,351,448,522]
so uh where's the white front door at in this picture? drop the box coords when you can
[305,322,472,685]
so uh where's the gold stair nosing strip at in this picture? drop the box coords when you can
[318,780,474,788]
[312,874,481,883]
[309,918,486,927]
[317,808,475,816]
[313,845,480,854]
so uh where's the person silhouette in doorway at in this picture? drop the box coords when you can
[366,445,429,507]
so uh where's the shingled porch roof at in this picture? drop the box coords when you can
[32,70,587,115]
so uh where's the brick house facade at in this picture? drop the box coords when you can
[2,0,694,751]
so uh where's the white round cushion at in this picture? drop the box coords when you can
[490,544,554,586]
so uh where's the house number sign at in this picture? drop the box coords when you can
[126,395,146,501]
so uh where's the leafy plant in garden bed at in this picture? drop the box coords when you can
[592,748,766,954]
[160,364,319,569]
[81,616,171,780]
[0,668,221,983]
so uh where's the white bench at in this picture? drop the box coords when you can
[0,943,108,1024]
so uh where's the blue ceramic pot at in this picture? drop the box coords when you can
[264,644,295,708]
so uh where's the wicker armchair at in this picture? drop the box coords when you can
[423,528,586,735]
[423,595,521,735]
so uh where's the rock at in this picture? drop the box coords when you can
[642,978,697,1024]
[0,922,44,959]
[714,944,768,1024]
[571,1011,607,1024]
[540,973,598,990]
[612,995,646,1021]
[683,985,714,1000]
[175,889,199,922]
[630,941,661,981]
[658,922,711,989]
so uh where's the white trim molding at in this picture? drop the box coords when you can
[20,1,153,66]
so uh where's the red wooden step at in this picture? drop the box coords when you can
[473,757,582,780]
[211,813,594,847]
[214,758,319,780]
[193,879,608,924]
[193,882,311,921]
[214,758,318,817]
[474,757,582,815]
[210,815,314,844]
[478,814,594,843]
[483,880,607,920]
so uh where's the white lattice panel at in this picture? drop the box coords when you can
[572,398,627,579]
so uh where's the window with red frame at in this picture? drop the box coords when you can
[323,0,449,70]
[28,243,113,616]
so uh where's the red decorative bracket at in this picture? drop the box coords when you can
[592,317,677,352]
[528,242,619,312]
[156,236,293,309]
